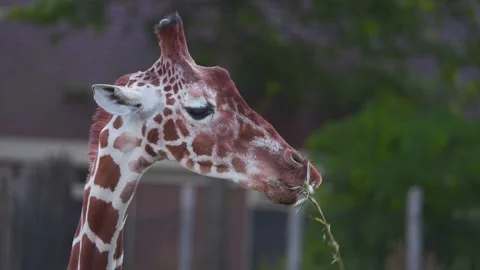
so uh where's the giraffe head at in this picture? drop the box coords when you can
[91,13,322,205]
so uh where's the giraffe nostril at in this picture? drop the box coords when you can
[288,151,305,167]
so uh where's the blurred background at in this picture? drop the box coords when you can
[1,0,480,269]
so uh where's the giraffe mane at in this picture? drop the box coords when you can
[87,107,112,168]
[87,74,131,170]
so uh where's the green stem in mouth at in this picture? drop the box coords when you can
[307,196,345,270]
[291,160,345,270]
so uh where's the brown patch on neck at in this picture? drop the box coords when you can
[145,144,157,157]
[113,116,123,129]
[87,197,119,244]
[99,129,109,148]
[153,114,163,124]
[81,187,90,228]
[120,181,138,203]
[114,229,124,260]
[113,133,142,153]
[128,156,153,173]
[164,108,173,116]
[94,155,121,191]
[147,128,160,144]
[67,242,80,270]
[157,150,168,159]
[78,235,109,270]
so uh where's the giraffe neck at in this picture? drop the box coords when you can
[68,115,157,270]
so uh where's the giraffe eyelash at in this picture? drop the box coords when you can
[185,102,215,120]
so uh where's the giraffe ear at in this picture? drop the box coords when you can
[92,84,143,116]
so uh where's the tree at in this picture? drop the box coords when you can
[305,92,480,269]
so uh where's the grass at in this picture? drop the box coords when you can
[291,162,345,270]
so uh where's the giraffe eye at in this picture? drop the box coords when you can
[185,103,215,120]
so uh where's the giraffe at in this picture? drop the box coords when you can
[67,12,322,270]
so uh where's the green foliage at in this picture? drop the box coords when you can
[305,93,480,268]
[8,0,108,32]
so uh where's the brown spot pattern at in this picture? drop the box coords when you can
[120,181,138,203]
[217,166,229,173]
[192,134,214,156]
[128,156,152,173]
[113,133,142,153]
[216,145,228,158]
[114,230,124,260]
[163,119,179,141]
[145,144,157,157]
[232,157,247,173]
[166,143,187,161]
[141,124,146,136]
[81,187,90,227]
[79,235,108,270]
[157,150,168,159]
[68,242,80,269]
[186,159,194,169]
[113,117,123,129]
[88,159,97,178]
[175,120,189,137]
[153,114,163,124]
[199,160,212,175]
[164,108,173,116]
[93,156,120,191]
[147,128,160,144]
[99,129,109,148]
[87,197,119,243]
[166,97,175,105]
[239,122,264,143]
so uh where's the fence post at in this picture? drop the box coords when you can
[178,183,196,270]
[11,154,76,270]
[406,186,423,270]
[287,206,305,270]
[0,167,13,270]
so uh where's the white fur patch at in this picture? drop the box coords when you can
[250,137,282,152]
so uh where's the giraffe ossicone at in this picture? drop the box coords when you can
[68,12,322,270]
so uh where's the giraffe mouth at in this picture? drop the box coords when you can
[263,161,322,205]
